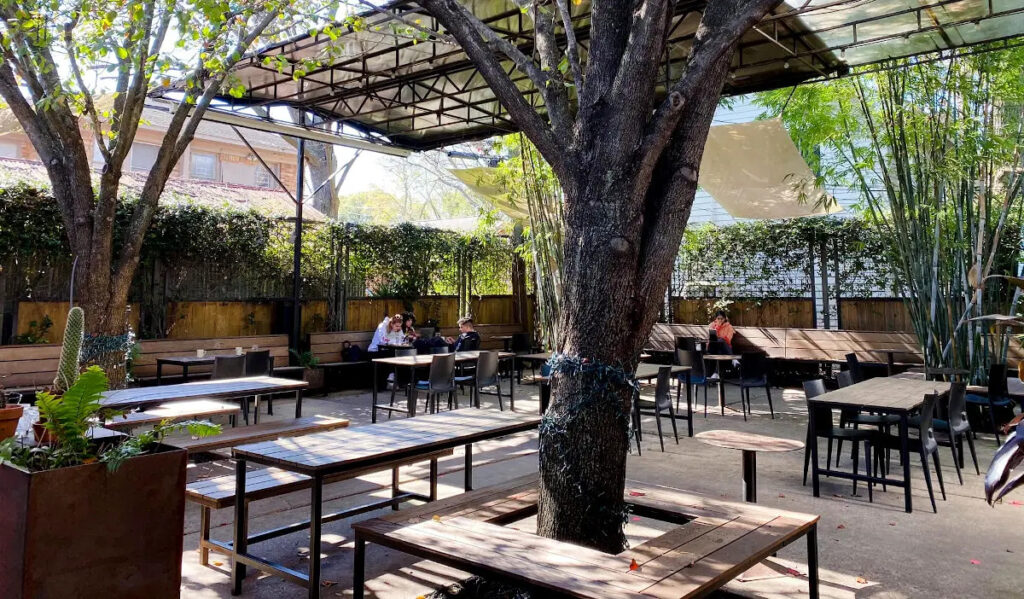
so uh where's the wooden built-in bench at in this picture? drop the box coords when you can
[352,474,820,599]
[186,446,452,566]
[169,415,349,454]
[133,335,292,383]
[105,399,241,431]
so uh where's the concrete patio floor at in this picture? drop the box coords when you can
[171,380,1022,599]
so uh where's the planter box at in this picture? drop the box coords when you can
[0,444,187,599]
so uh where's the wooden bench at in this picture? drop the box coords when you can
[0,343,61,395]
[168,415,350,454]
[104,399,241,431]
[352,474,820,599]
[186,446,453,566]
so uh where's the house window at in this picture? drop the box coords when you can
[130,143,159,172]
[255,164,279,189]
[190,152,218,180]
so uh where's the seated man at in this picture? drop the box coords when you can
[708,310,735,354]
[446,317,481,352]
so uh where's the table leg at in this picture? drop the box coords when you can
[157,361,163,385]
[887,352,895,377]
[464,443,473,491]
[408,365,418,417]
[686,372,693,437]
[308,474,324,599]
[371,362,379,424]
[353,533,366,599]
[742,449,757,503]
[231,458,248,596]
[717,375,726,415]
[391,467,401,511]
[900,412,913,513]
[429,458,439,501]
[508,357,515,411]
[253,395,260,425]
[807,522,819,599]
[294,389,303,418]
[182,363,190,383]
[808,406,820,498]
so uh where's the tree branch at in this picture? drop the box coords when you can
[419,0,568,179]
[530,1,573,141]
[64,22,112,165]
[637,0,781,180]
[554,0,584,92]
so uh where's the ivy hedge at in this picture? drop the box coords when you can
[0,183,515,306]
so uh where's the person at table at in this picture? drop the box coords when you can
[709,310,735,354]
[368,313,392,352]
[445,317,481,351]
[370,314,405,351]
[402,311,419,341]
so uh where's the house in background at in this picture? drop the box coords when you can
[0,100,299,195]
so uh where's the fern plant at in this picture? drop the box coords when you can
[35,366,108,463]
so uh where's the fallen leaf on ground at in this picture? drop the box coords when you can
[856,576,868,584]
[320,580,337,587]
[629,558,640,571]
[970,559,981,565]
[212,561,223,567]
[888,522,897,526]
[432,515,442,522]
[631,516,641,521]
[1009,500,1023,506]
[786,568,802,577]
[837,524,846,529]
[778,493,786,498]
[628,491,646,497]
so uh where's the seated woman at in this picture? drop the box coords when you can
[445,317,481,352]
[370,314,406,351]
[401,311,419,342]
[708,310,736,354]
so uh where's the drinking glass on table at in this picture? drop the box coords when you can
[197,349,206,358]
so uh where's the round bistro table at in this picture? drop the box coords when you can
[696,429,804,503]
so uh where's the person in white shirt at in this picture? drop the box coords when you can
[382,315,406,346]
[368,314,393,352]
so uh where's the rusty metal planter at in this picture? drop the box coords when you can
[0,444,187,599]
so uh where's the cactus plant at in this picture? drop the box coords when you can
[53,306,85,394]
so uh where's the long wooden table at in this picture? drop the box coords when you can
[806,376,950,513]
[352,475,820,599]
[229,409,541,598]
[370,351,516,421]
[101,376,308,423]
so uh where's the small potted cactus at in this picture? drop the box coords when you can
[0,386,23,441]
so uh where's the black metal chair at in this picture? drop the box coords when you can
[931,382,979,485]
[431,346,451,354]
[724,352,774,420]
[387,348,418,418]
[876,394,945,513]
[845,353,865,383]
[212,355,246,423]
[802,379,876,501]
[676,349,717,418]
[676,336,698,351]
[461,351,505,410]
[243,349,273,415]
[414,353,457,413]
[966,363,1013,444]
[650,366,679,451]
[835,370,899,468]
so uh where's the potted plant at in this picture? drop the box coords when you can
[31,306,84,444]
[0,307,220,598]
[291,349,324,390]
[0,387,23,441]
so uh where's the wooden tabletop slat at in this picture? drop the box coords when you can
[233,410,540,473]
[807,376,951,413]
[373,351,515,367]
[101,376,308,409]
[168,415,349,453]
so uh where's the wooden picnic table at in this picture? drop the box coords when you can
[101,376,308,424]
[229,409,541,598]
[696,430,803,502]
[492,334,513,351]
[806,376,950,513]
[352,475,820,599]
[370,351,516,421]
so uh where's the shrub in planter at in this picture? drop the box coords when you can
[291,349,324,390]
[0,366,220,598]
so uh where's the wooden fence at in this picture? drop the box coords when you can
[14,295,524,342]
[838,298,913,332]
[670,298,814,329]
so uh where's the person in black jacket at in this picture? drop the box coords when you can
[446,317,481,351]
